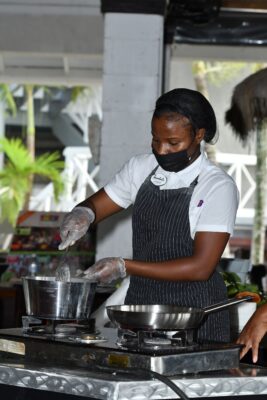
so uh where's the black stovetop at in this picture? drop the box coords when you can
[0,326,242,376]
[0,326,240,355]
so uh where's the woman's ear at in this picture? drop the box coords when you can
[195,128,206,144]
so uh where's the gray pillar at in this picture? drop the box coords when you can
[96,11,164,259]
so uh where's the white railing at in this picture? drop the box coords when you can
[30,150,261,225]
[216,152,260,224]
[30,146,99,212]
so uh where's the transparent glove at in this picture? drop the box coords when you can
[83,257,126,284]
[58,206,95,250]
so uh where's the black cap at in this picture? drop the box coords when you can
[154,88,217,143]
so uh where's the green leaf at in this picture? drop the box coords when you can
[227,287,239,297]
[0,84,17,117]
[0,138,65,225]
[220,271,261,298]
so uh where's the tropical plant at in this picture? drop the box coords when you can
[221,271,260,298]
[191,61,256,256]
[225,67,267,265]
[221,271,266,306]
[0,84,17,117]
[22,84,88,208]
[0,83,91,218]
[0,138,64,225]
[23,84,39,208]
[192,61,249,162]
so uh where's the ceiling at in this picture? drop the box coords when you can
[0,1,267,84]
[0,0,103,86]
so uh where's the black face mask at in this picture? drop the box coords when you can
[152,144,199,173]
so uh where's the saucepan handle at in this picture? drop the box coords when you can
[203,295,253,314]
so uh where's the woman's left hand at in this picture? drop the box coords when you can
[84,257,126,284]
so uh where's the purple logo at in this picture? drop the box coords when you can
[197,200,204,207]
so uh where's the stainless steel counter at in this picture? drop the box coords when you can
[0,360,267,399]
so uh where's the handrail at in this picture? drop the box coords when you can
[30,150,263,225]
[216,152,261,224]
[30,146,99,212]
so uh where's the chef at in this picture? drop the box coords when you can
[59,88,239,343]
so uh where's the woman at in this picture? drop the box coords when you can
[237,304,267,363]
[59,88,239,342]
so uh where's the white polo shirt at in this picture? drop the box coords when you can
[104,152,239,239]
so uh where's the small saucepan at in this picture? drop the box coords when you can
[106,296,252,330]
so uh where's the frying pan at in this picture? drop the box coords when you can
[106,296,252,330]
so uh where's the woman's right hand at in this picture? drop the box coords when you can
[58,206,95,250]
[237,304,267,363]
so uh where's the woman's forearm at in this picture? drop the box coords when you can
[77,188,123,223]
[125,231,230,281]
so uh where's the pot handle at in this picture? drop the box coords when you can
[203,295,253,314]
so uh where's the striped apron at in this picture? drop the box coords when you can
[124,167,230,342]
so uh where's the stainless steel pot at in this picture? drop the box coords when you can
[106,296,252,330]
[22,276,97,320]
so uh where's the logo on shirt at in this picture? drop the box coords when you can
[151,173,167,186]
[197,200,204,207]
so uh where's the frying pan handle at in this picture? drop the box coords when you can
[203,295,253,314]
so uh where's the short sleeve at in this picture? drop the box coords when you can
[192,179,239,237]
[104,154,156,209]
[104,159,134,208]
